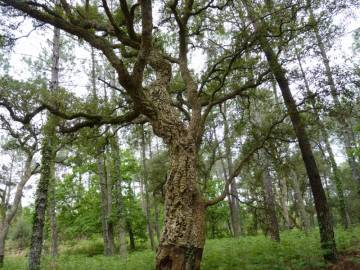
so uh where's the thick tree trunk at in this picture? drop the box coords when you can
[97,147,115,256]
[141,125,155,250]
[261,169,280,242]
[155,142,206,270]
[309,9,360,192]
[248,15,337,260]
[297,53,350,229]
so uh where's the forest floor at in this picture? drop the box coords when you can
[4,226,360,270]
[319,249,360,270]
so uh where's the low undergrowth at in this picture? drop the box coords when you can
[4,226,360,270]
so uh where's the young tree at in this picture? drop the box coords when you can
[0,124,38,267]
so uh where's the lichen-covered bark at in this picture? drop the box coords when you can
[29,25,60,270]
[29,120,57,270]
[141,52,207,269]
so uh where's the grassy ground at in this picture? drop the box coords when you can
[4,226,360,270]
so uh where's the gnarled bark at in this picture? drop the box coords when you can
[156,140,206,270]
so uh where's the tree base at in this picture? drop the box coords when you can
[156,244,203,270]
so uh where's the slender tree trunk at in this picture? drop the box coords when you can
[309,8,360,192]
[241,3,337,260]
[289,174,310,233]
[261,168,280,242]
[48,161,58,258]
[29,26,60,270]
[154,201,161,243]
[0,230,5,268]
[148,130,161,246]
[97,147,115,256]
[127,221,136,251]
[141,125,155,250]
[106,153,115,253]
[279,177,291,230]
[29,124,57,270]
[221,105,242,237]
[109,134,127,257]
[110,137,127,257]
[0,155,33,268]
[90,46,115,256]
[297,53,350,229]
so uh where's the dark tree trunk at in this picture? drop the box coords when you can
[0,228,7,268]
[240,1,337,260]
[309,8,360,192]
[297,52,350,229]
[259,34,337,262]
[127,221,136,251]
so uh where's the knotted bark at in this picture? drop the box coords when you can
[156,140,206,270]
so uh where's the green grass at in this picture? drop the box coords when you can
[4,226,360,270]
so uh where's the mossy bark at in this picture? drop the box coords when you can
[29,119,57,270]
